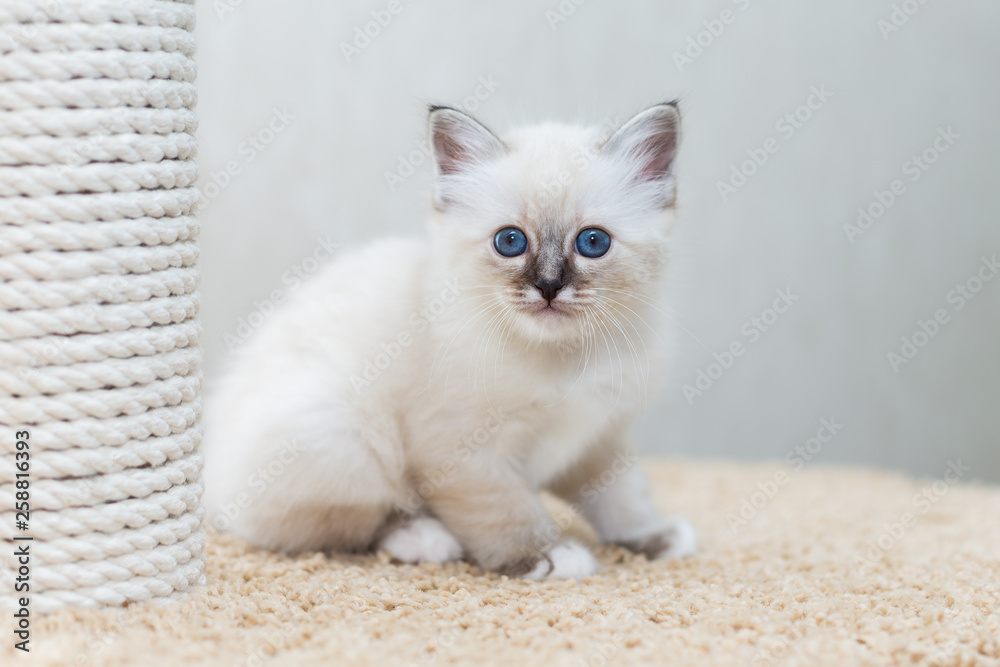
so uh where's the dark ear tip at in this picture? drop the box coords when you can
[654,100,681,129]
[428,104,460,118]
[648,100,680,123]
[659,100,681,119]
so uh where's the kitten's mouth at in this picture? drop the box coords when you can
[531,302,570,317]
[509,293,578,320]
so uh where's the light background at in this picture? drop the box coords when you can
[195,0,1000,482]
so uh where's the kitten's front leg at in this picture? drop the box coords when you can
[548,444,697,560]
[423,460,598,580]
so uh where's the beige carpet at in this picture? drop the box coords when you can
[9,460,1000,667]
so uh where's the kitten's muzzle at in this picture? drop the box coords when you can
[534,277,564,303]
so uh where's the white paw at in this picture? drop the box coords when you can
[376,516,464,564]
[523,540,599,581]
[615,515,698,561]
[653,515,698,560]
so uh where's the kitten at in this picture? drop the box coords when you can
[203,103,697,579]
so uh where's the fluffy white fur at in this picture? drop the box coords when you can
[203,103,696,579]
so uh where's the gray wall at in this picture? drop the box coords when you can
[195,1,1000,482]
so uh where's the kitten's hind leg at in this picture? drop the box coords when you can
[374,514,464,564]
[547,444,697,561]
[204,382,406,556]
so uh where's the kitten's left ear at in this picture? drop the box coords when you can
[428,106,505,209]
[602,102,680,207]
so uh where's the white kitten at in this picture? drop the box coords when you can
[203,103,697,579]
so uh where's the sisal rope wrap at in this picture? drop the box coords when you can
[0,0,205,613]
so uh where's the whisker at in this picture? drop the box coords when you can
[593,301,642,403]
[595,299,649,406]
[590,307,623,412]
[591,287,712,355]
[470,304,510,401]
[590,286,687,319]
[421,299,503,394]
[483,305,514,407]
[493,307,518,401]
[543,307,596,407]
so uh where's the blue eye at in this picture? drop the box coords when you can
[494,227,528,257]
[575,228,611,258]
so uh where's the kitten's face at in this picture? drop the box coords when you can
[428,105,679,344]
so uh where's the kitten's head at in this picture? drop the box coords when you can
[428,103,679,344]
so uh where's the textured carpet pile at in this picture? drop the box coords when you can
[9,460,1000,666]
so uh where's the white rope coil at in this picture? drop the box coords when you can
[0,374,201,423]
[0,401,201,453]
[2,478,202,539]
[1,0,204,613]
[0,50,196,83]
[29,556,205,613]
[0,23,196,56]
[0,108,198,138]
[0,187,198,223]
[0,216,199,255]
[0,240,199,281]
[30,532,203,588]
[0,159,199,196]
[0,450,202,510]
[0,79,197,111]
[0,428,200,481]
[31,531,203,588]
[31,512,201,564]
[0,132,198,166]
[0,293,200,342]
[0,266,199,310]
[1,345,201,396]
[0,321,201,366]
[0,0,195,28]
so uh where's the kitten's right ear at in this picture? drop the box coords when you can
[428,106,505,207]
[601,102,680,208]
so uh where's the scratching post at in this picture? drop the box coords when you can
[0,0,204,612]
